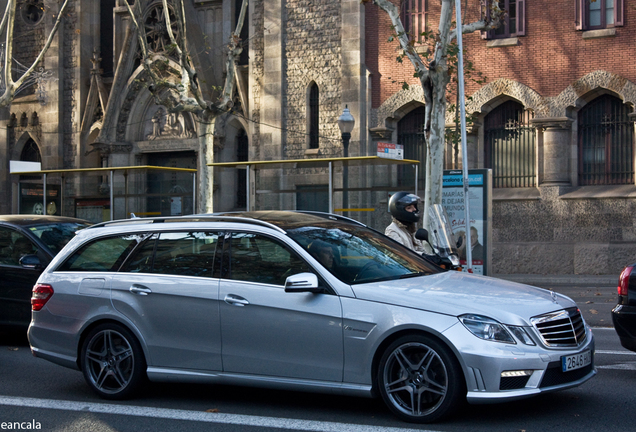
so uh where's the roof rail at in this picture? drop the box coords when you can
[86,215,286,233]
[295,211,368,227]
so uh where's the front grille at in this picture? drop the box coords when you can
[539,361,594,388]
[531,307,586,347]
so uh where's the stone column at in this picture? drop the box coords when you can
[532,117,573,186]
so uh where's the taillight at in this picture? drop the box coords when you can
[618,266,633,297]
[32,284,54,311]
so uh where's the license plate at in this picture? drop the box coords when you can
[561,350,592,372]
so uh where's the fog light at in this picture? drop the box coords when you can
[501,370,533,377]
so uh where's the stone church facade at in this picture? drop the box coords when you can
[1,0,635,275]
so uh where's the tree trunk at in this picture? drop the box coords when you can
[197,113,216,213]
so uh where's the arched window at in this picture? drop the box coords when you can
[578,94,634,185]
[484,101,535,188]
[397,106,426,190]
[21,139,41,162]
[309,83,319,149]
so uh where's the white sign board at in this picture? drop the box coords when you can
[10,161,41,173]
[377,142,404,160]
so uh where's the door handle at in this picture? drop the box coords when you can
[224,294,249,307]
[129,285,152,296]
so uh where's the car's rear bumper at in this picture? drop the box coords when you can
[612,304,636,352]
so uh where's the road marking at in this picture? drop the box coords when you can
[597,363,636,370]
[595,350,636,355]
[0,396,437,432]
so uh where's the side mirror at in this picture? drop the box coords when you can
[415,228,429,242]
[20,254,42,270]
[284,272,323,293]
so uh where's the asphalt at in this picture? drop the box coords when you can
[494,274,618,328]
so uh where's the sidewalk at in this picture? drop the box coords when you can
[494,274,618,328]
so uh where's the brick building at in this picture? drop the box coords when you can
[1,0,634,275]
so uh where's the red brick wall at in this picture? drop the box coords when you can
[366,1,636,109]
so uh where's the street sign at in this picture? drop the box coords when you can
[377,142,404,160]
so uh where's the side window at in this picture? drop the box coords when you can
[576,0,624,30]
[123,232,220,278]
[58,234,144,272]
[0,228,37,266]
[225,233,310,285]
[481,0,525,39]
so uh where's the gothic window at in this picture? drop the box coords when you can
[100,0,116,77]
[309,83,319,149]
[400,0,428,43]
[21,139,41,163]
[144,3,180,56]
[578,94,634,185]
[20,0,44,25]
[576,0,624,30]
[484,101,536,188]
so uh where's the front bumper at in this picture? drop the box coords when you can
[443,322,596,404]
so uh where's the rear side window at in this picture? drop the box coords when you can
[57,234,144,272]
[222,232,310,285]
[122,232,220,278]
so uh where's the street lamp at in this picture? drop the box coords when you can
[338,105,355,215]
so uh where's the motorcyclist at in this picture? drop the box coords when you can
[385,192,427,254]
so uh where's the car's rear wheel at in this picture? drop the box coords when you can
[81,323,146,399]
[377,334,464,423]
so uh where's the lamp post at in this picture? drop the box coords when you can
[338,105,355,215]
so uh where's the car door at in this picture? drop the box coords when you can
[0,226,48,326]
[110,231,223,371]
[218,232,344,382]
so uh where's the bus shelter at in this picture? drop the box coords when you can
[208,156,420,229]
[11,166,197,223]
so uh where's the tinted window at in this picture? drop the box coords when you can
[0,227,37,266]
[224,233,310,285]
[122,232,219,278]
[58,235,144,272]
[30,222,92,254]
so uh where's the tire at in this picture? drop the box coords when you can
[377,334,465,423]
[80,323,146,400]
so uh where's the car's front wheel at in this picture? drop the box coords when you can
[80,323,146,399]
[377,334,464,423]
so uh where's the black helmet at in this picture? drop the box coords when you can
[389,192,421,224]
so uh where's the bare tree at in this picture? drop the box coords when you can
[362,0,503,224]
[124,0,247,212]
[0,0,70,107]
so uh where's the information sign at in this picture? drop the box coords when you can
[442,169,492,275]
[377,142,404,160]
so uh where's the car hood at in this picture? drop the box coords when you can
[350,271,577,326]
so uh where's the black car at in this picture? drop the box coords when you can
[0,215,91,328]
[612,264,636,352]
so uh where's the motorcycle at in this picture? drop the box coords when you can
[415,204,463,271]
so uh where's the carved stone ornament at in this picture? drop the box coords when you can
[146,107,195,140]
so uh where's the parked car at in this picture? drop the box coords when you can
[612,264,636,352]
[28,211,595,423]
[0,215,91,328]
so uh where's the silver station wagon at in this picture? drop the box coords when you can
[28,211,595,423]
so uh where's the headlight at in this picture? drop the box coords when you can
[507,326,535,346]
[459,314,515,343]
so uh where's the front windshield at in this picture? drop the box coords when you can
[286,222,439,284]
[29,222,92,255]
